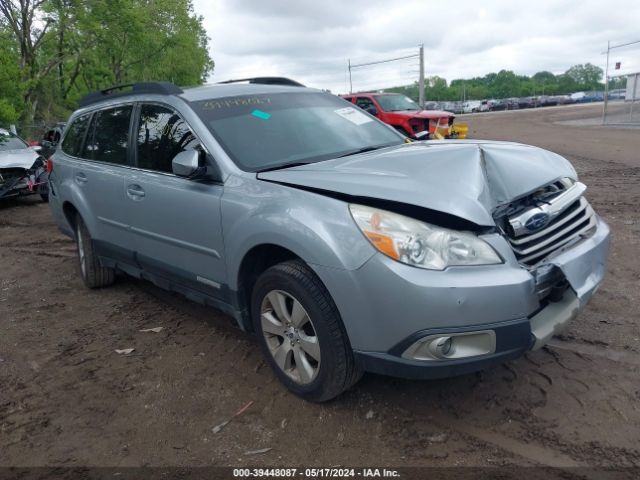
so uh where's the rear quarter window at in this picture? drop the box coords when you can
[61,113,91,157]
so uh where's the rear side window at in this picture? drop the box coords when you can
[136,104,199,173]
[83,106,132,165]
[61,114,91,157]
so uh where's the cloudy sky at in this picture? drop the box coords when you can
[192,0,640,93]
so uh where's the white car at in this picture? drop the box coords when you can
[462,101,482,113]
[0,128,49,201]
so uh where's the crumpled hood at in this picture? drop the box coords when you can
[257,140,577,227]
[0,148,39,170]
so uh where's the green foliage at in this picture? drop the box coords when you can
[0,29,21,124]
[565,63,603,89]
[0,0,213,126]
[386,63,606,102]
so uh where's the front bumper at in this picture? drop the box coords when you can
[0,166,48,199]
[312,215,610,379]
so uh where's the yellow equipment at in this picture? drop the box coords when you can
[450,123,468,139]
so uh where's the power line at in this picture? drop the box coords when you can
[347,45,425,104]
[350,53,420,69]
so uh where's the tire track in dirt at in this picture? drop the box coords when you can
[547,340,640,366]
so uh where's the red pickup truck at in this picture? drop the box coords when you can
[341,92,455,138]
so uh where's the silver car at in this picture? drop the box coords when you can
[48,79,610,401]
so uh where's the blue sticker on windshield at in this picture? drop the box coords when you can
[251,109,271,120]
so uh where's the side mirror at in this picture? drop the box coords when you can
[366,106,378,116]
[172,150,200,177]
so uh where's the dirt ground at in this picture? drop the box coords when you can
[1,103,639,474]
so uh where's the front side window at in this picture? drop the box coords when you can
[61,114,91,157]
[136,104,199,173]
[191,92,403,172]
[374,95,420,112]
[355,97,375,111]
[83,106,132,165]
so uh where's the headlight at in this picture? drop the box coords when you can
[349,204,502,270]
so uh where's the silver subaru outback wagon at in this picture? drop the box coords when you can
[48,79,610,401]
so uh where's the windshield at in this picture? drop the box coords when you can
[191,92,404,171]
[0,133,28,151]
[374,94,420,112]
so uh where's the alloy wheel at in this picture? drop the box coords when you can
[260,289,321,384]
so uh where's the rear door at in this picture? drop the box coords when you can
[125,102,226,299]
[74,104,136,264]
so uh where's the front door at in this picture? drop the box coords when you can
[124,103,226,299]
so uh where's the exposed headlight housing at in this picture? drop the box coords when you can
[349,204,502,270]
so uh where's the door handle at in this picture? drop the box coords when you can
[126,184,145,199]
[75,172,88,184]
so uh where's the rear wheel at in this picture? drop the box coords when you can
[251,260,362,401]
[75,215,115,288]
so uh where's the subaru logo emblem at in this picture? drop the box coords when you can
[525,213,550,232]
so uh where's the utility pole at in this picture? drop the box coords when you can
[600,39,640,124]
[418,44,425,108]
[348,59,353,94]
[602,40,610,124]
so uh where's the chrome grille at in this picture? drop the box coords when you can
[506,183,597,266]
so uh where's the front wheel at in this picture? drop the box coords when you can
[251,260,362,401]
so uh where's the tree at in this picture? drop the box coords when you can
[382,62,606,102]
[532,71,556,84]
[491,70,519,98]
[0,28,21,123]
[0,0,213,125]
[565,63,603,90]
[424,75,448,100]
[0,0,60,121]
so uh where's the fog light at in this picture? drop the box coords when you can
[429,336,453,358]
[402,330,496,361]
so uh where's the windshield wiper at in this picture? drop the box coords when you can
[336,144,393,158]
[256,162,310,173]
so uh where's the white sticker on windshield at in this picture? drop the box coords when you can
[334,107,373,126]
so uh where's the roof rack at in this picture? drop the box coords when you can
[217,77,305,87]
[79,81,183,107]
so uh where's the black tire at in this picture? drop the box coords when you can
[75,215,115,289]
[251,260,362,402]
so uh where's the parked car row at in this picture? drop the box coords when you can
[425,90,617,115]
